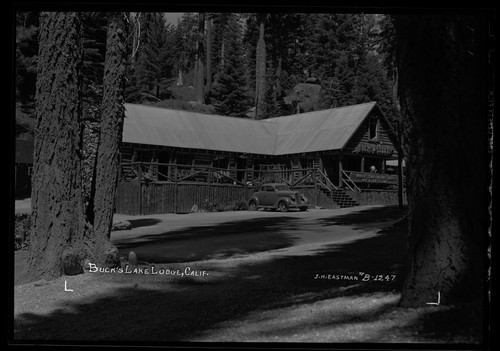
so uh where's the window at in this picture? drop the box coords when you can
[369,118,379,141]
[265,185,275,192]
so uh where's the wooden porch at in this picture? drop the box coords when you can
[115,162,405,214]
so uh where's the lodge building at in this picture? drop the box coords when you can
[117,101,405,214]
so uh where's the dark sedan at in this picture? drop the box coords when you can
[247,183,310,212]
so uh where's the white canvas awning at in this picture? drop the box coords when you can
[386,159,406,167]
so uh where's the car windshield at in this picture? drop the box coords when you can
[274,185,291,191]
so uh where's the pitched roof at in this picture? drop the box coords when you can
[122,101,379,156]
[268,102,378,155]
[123,104,277,155]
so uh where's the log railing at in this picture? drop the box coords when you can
[120,162,403,192]
[120,162,248,186]
[315,168,339,192]
[120,162,341,190]
[341,169,362,192]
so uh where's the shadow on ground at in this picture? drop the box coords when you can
[319,205,408,231]
[126,218,163,229]
[14,206,483,344]
[114,216,298,263]
[115,207,408,263]
[15,213,391,342]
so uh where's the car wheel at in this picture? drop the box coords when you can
[248,200,257,211]
[278,201,289,212]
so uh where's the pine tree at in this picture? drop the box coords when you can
[396,14,488,307]
[205,14,213,96]
[244,13,308,118]
[134,13,174,100]
[254,14,267,119]
[194,12,205,104]
[210,14,250,117]
[262,70,281,118]
[24,12,88,281]
[15,12,39,138]
[93,13,129,247]
[173,13,198,86]
[210,13,235,83]
[80,12,108,217]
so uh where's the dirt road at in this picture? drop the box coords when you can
[110,206,401,263]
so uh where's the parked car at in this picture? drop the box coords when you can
[247,183,310,212]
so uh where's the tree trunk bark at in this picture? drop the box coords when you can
[397,122,404,208]
[271,14,282,98]
[205,16,212,95]
[395,14,489,307]
[255,18,266,120]
[194,13,205,104]
[82,118,100,222]
[24,12,86,281]
[220,41,225,71]
[177,69,183,86]
[92,13,128,257]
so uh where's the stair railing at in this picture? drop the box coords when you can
[341,170,361,192]
[315,169,339,193]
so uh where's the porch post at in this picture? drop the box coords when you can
[360,156,365,172]
[137,162,142,215]
[174,164,178,214]
[313,168,318,206]
[318,156,324,172]
[338,153,343,188]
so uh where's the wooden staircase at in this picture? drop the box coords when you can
[315,169,360,208]
[320,187,359,208]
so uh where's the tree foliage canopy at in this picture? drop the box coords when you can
[16,11,399,120]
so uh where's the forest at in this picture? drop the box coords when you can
[15,11,400,141]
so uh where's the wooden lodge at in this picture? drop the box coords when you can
[117,102,406,214]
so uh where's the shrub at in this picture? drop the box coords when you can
[233,199,248,211]
[199,198,248,212]
[199,198,221,212]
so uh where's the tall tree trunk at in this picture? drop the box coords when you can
[220,41,225,70]
[395,14,489,307]
[195,13,205,104]
[24,12,86,281]
[255,17,266,120]
[177,69,183,86]
[93,13,128,248]
[270,13,282,98]
[82,116,100,222]
[205,15,212,95]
